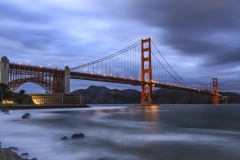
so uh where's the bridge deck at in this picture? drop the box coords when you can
[8,63,225,99]
[70,71,222,98]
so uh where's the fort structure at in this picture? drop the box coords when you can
[29,94,84,105]
[0,56,83,105]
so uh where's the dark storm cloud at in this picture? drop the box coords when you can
[201,47,240,67]
[0,1,99,57]
[0,27,61,50]
[124,0,240,66]
[0,1,53,24]
[1,0,240,93]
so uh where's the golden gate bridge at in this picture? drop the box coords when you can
[0,38,226,104]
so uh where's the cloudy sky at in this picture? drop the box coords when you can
[1,0,240,93]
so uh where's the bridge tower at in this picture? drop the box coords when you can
[141,38,153,105]
[0,56,9,85]
[212,78,219,104]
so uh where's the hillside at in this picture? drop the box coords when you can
[71,86,240,104]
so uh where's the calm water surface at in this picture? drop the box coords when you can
[1,104,240,160]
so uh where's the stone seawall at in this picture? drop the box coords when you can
[0,104,90,110]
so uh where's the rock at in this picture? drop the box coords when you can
[1,108,9,113]
[9,147,19,151]
[0,148,22,160]
[61,136,68,140]
[0,146,36,160]
[22,115,29,119]
[71,133,85,139]
[20,152,29,156]
[20,152,29,158]
[24,113,31,116]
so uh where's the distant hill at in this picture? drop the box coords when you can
[71,86,141,104]
[71,86,240,104]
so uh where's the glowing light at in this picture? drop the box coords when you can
[18,63,21,65]
[27,61,30,65]
[48,64,50,67]
[39,65,42,68]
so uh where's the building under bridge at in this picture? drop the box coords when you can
[29,94,84,105]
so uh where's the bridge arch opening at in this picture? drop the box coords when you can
[9,78,50,94]
[15,82,47,94]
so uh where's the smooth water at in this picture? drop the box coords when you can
[1,104,240,160]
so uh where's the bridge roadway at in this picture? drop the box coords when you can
[70,71,223,98]
[9,63,224,99]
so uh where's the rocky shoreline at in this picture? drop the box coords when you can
[0,107,88,160]
[0,142,37,160]
[0,104,90,110]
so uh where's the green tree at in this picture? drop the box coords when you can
[0,83,11,101]
[19,89,25,95]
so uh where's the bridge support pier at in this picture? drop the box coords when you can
[0,56,9,85]
[141,38,153,105]
[64,66,70,94]
[212,78,219,104]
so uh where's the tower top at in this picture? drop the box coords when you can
[1,56,9,63]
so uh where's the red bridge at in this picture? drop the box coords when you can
[0,38,226,104]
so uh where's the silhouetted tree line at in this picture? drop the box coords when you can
[0,83,11,101]
[0,83,32,104]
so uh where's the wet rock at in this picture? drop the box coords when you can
[20,152,29,156]
[24,113,31,116]
[1,108,9,113]
[61,136,68,140]
[0,148,22,160]
[71,133,85,139]
[20,152,29,157]
[1,145,36,160]
[9,147,19,151]
[4,112,10,115]
[22,115,29,119]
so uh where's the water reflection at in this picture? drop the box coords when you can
[144,105,159,122]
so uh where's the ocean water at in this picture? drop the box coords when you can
[1,104,240,160]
